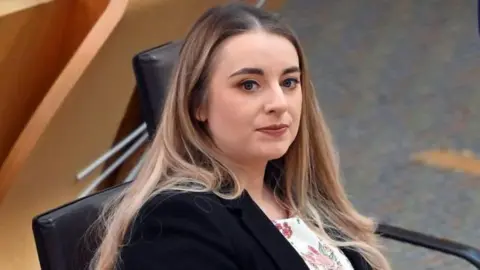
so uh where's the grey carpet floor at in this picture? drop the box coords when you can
[280,1,480,269]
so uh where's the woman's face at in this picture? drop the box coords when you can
[197,30,302,166]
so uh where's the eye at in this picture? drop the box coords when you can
[239,80,260,91]
[282,78,299,89]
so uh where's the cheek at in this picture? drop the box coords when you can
[206,93,253,144]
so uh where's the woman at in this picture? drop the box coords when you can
[91,3,391,270]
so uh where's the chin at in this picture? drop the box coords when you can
[256,144,291,160]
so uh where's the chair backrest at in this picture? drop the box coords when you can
[133,40,182,137]
[32,41,181,270]
[32,183,128,270]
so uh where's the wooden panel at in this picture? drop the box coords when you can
[0,0,286,269]
[0,0,109,168]
[0,0,52,17]
[100,89,145,189]
[0,0,116,269]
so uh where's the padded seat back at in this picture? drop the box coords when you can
[133,41,182,137]
[32,41,182,270]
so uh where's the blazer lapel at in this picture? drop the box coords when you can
[340,247,372,270]
[224,192,309,270]
[327,227,372,270]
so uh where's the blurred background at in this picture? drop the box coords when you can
[0,0,479,269]
[281,1,480,269]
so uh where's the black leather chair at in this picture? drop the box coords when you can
[32,41,181,270]
[133,40,182,138]
[32,183,129,270]
[32,42,480,270]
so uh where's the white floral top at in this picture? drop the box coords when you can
[273,217,354,270]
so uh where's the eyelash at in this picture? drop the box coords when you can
[239,78,300,91]
[282,78,300,88]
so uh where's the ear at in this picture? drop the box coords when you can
[195,104,207,122]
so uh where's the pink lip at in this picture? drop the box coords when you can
[257,124,289,137]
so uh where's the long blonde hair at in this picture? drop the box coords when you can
[91,3,390,270]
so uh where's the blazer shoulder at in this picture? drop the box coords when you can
[140,191,226,216]
[120,191,240,270]
[129,191,229,235]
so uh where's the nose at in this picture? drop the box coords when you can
[264,85,288,114]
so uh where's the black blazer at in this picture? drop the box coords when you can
[119,191,372,270]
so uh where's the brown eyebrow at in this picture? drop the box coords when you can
[229,66,301,78]
[282,66,301,75]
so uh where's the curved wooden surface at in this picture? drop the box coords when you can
[0,0,285,269]
[0,1,52,17]
[0,0,109,178]
[0,0,126,269]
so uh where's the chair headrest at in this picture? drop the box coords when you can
[133,41,183,137]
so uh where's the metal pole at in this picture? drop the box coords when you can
[123,151,147,183]
[77,133,149,198]
[76,123,147,181]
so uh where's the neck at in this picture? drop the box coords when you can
[227,159,289,220]
[219,155,267,199]
[231,161,267,201]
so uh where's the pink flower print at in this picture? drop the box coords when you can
[301,246,339,270]
[273,221,293,238]
[273,221,282,230]
[281,222,293,238]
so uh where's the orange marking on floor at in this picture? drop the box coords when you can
[410,149,480,176]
